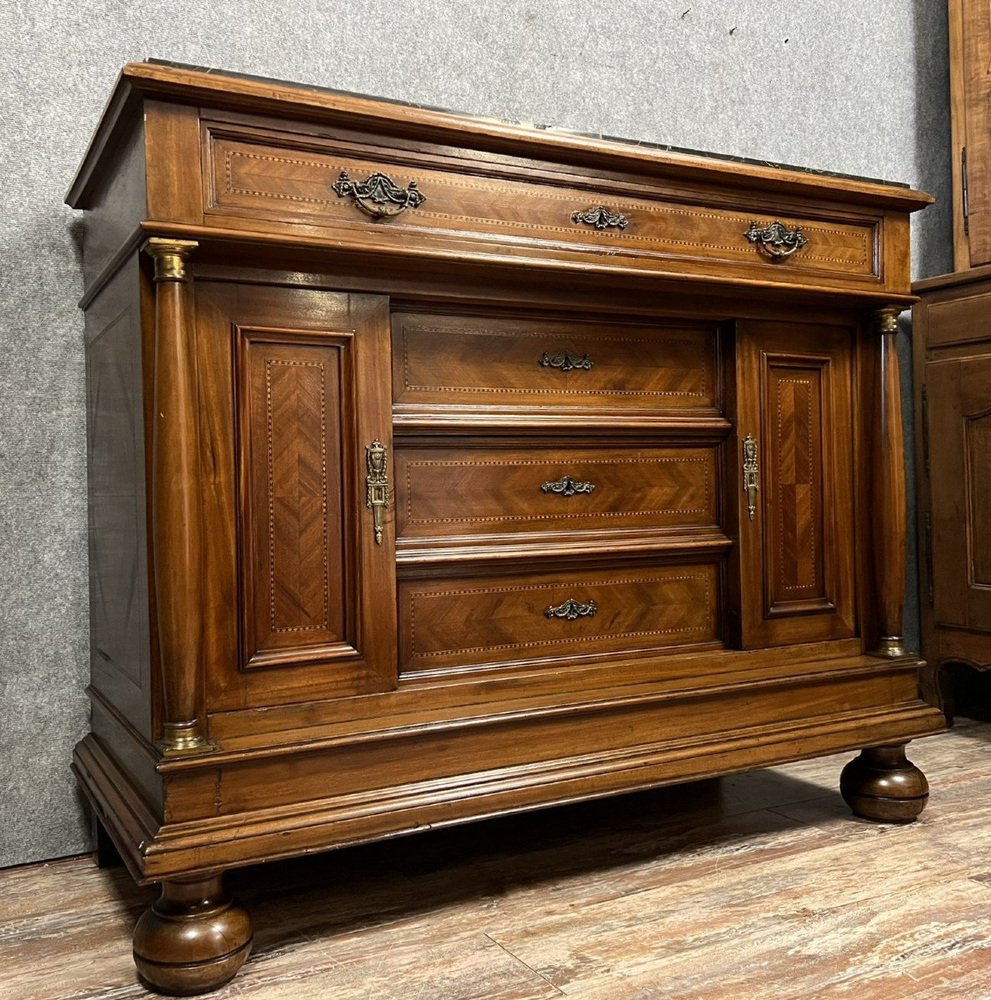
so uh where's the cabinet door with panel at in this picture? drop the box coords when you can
[732,322,857,648]
[194,283,397,710]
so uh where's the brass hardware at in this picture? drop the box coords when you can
[572,206,629,230]
[142,238,198,282]
[541,475,596,497]
[742,434,759,521]
[962,147,970,236]
[545,597,598,621]
[874,306,900,336]
[332,169,426,220]
[365,439,389,545]
[744,220,808,261]
[156,722,213,756]
[539,351,593,372]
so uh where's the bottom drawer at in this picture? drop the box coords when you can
[399,561,720,675]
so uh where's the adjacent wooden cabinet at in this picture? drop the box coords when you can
[914,268,991,698]
[68,62,944,995]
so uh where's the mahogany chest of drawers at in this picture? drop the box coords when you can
[68,61,945,994]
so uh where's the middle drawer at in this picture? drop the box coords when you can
[395,442,720,545]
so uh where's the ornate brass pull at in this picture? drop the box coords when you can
[539,351,593,372]
[744,220,808,262]
[365,439,389,544]
[541,475,595,497]
[545,598,598,621]
[572,206,629,230]
[742,434,759,521]
[332,170,426,220]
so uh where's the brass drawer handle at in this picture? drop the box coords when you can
[742,434,759,521]
[333,170,426,220]
[539,351,593,372]
[572,206,629,230]
[744,220,808,261]
[545,598,598,621]
[541,475,595,497]
[365,440,389,544]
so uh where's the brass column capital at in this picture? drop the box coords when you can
[873,305,902,336]
[142,238,199,282]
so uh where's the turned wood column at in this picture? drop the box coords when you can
[144,238,211,754]
[871,306,908,658]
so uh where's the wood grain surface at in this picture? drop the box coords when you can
[7,722,991,1000]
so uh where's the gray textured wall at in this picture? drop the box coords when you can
[0,0,951,868]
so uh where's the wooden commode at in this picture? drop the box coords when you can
[67,61,945,994]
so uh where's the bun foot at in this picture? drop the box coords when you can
[133,876,252,995]
[840,743,929,823]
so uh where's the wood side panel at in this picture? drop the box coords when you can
[393,312,720,415]
[734,322,856,648]
[84,257,152,738]
[399,561,720,675]
[80,124,148,291]
[194,283,397,710]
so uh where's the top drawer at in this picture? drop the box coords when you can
[203,120,881,289]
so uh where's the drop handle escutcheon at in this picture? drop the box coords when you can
[333,170,426,220]
[365,439,389,545]
[742,434,759,521]
[744,220,809,262]
[545,598,598,621]
[539,351,593,372]
[541,475,596,497]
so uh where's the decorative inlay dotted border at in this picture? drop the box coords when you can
[220,146,871,268]
[403,456,712,524]
[401,325,711,399]
[408,573,713,658]
[775,375,819,594]
[265,357,331,633]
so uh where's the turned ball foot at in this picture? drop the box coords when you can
[133,876,252,996]
[840,743,929,823]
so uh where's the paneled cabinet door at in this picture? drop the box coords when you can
[927,355,991,634]
[732,322,856,648]
[194,283,397,711]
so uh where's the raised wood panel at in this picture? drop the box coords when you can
[399,562,720,675]
[967,412,991,586]
[195,283,397,708]
[765,362,828,612]
[204,124,878,283]
[926,292,991,349]
[734,322,856,648]
[395,442,720,545]
[928,355,991,633]
[237,332,347,668]
[393,312,719,415]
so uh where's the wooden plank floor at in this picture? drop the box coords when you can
[3,721,991,999]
